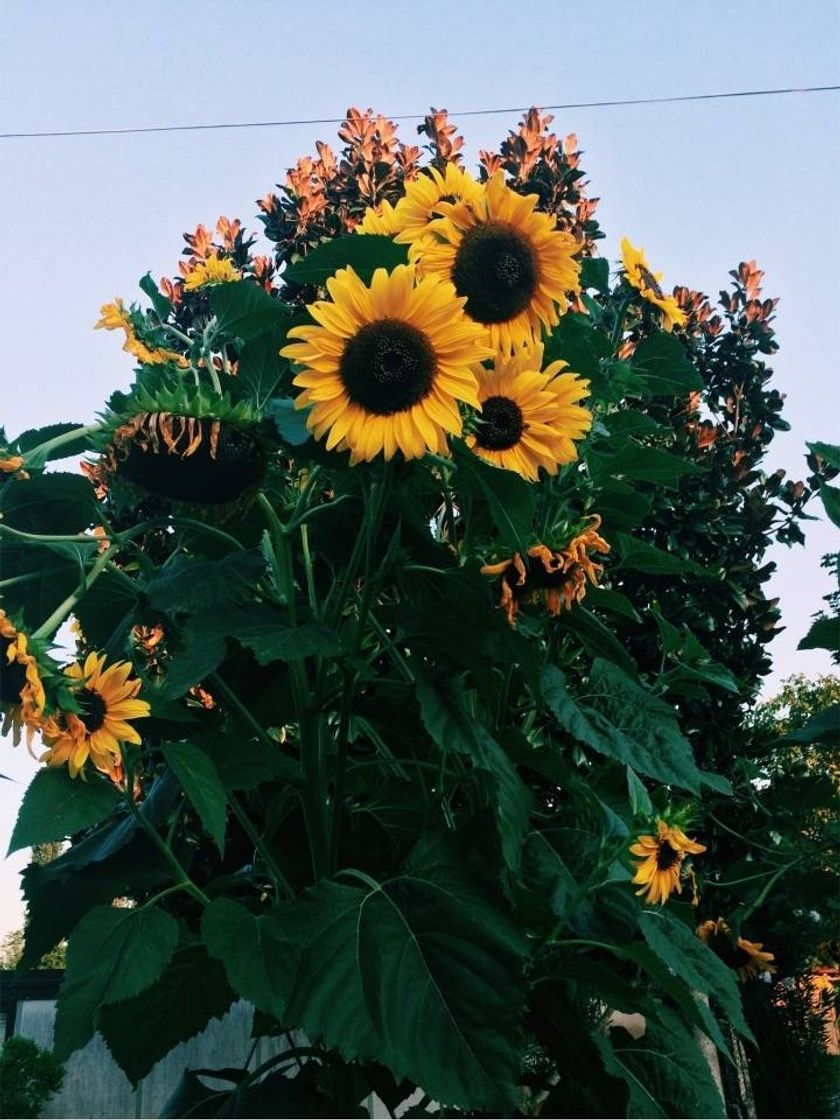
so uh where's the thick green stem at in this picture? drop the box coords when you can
[23,422,102,464]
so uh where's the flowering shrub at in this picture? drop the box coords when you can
[1,106,834,1118]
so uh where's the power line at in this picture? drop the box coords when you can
[1,84,837,140]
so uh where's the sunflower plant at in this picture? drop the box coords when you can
[1,107,825,1119]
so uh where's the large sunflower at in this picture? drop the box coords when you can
[40,652,150,778]
[620,238,686,332]
[404,171,581,351]
[0,610,47,745]
[630,818,706,905]
[467,343,591,480]
[281,264,492,463]
[697,918,777,982]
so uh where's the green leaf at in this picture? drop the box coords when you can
[594,485,652,535]
[144,550,266,616]
[799,615,839,654]
[283,234,408,287]
[54,905,179,1060]
[615,532,712,577]
[554,605,639,676]
[780,704,840,745]
[198,731,299,791]
[602,411,669,440]
[139,272,173,320]
[639,910,753,1044]
[543,313,613,398]
[202,899,298,1018]
[230,607,341,664]
[586,586,642,623]
[630,333,703,396]
[541,661,703,792]
[267,397,312,446]
[580,257,609,294]
[819,482,840,528]
[626,766,653,817]
[807,440,840,469]
[283,867,527,1114]
[14,423,94,465]
[237,331,288,410]
[98,946,235,1086]
[452,441,535,551]
[0,472,100,534]
[209,280,290,341]
[161,743,228,853]
[8,769,121,855]
[74,568,138,651]
[589,443,703,490]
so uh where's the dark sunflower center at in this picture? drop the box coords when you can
[0,637,27,704]
[77,687,107,733]
[476,395,526,450]
[656,840,680,871]
[637,264,664,299]
[452,221,538,324]
[340,319,436,415]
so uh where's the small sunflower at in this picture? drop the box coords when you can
[482,515,610,624]
[0,611,47,745]
[404,171,581,351]
[697,918,777,982]
[356,199,402,236]
[182,253,242,291]
[281,264,492,464]
[630,818,706,905]
[40,652,150,779]
[620,238,686,332]
[390,164,483,243]
[96,299,187,367]
[467,343,591,480]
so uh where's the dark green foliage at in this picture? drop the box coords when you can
[0,1037,64,1120]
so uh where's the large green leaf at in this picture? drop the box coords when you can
[8,769,121,855]
[209,280,290,341]
[554,605,639,676]
[282,235,408,287]
[540,661,703,792]
[0,472,100,534]
[230,606,341,664]
[452,441,535,552]
[807,440,840,469]
[589,443,703,490]
[73,568,138,652]
[202,898,299,1019]
[283,866,527,1114]
[780,703,840,745]
[630,334,703,396]
[98,945,235,1085]
[198,731,300,791]
[615,532,712,577]
[54,905,179,1060]
[144,550,266,616]
[798,615,839,654]
[162,742,228,853]
[818,482,840,529]
[14,422,94,465]
[236,331,289,410]
[543,313,613,398]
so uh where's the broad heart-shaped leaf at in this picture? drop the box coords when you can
[542,312,613,400]
[579,256,610,294]
[416,673,532,869]
[798,615,839,654]
[594,1006,725,1119]
[98,945,235,1086]
[282,234,408,286]
[144,549,266,615]
[588,442,703,491]
[162,742,228,853]
[554,605,639,677]
[198,730,300,791]
[53,904,179,1060]
[73,567,138,652]
[208,279,290,341]
[451,440,535,552]
[640,910,753,1044]
[0,472,100,534]
[236,330,289,410]
[8,768,120,854]
[202,899,299,1019]
[630,333,703,396]
[540,661,703,792]
[229,606,341,664]
[283,867,527,1114]
[614,532,713,578]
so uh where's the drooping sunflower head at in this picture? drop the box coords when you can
[389,164,484,243]
[40,652,150,779]
[0,610,48,745]
[630,818,706,906]
[620,237,686,333]
[95,298,188,368]
[404,171,581,352]
[467,343,592,480]
[481,515,609,624]
[281,264,492,464]
[697,919,777,981]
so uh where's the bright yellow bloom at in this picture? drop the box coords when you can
[697,918,777,982]
[467,342,591,480]
[404,171,581,352]
[282,264,492,464]
[95,299,187,368]
[620,237,686,332]
[356,199,401,236]
[40,652,150,779]
[182,254,242,291]
[390,164,483,243]
[630,819,706,905]
[0,611,46,745]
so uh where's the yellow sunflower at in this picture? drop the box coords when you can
[466,343,591,480]
[390,164,483,243]
[182,253,242,291]
[0,611,47,745]
[40,652,150,779]
[356,199,402,236]
[404,170,581,351]
[630,818,706,905]
[697,918,777,982]
[95,300,187,367]
[620,238,686,332]
[281,264,492,464]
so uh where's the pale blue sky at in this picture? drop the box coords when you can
[1,1,837,935]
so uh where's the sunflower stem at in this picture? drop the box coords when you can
[31,544,118,640]
[21,422,103,465]
[227,790,295,900]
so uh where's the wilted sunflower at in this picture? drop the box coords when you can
[182,253,242,291]
[0,611,47,745]
[467,343,591,480]
[630,818,706,905]
[405,171,581,351]
[482,515,609,624]
[282,264,492,463]
[40,652,150,778]
[96,300,187,367]
[697,918,777,981]
[389,164,483,242]
[620,238,686,332]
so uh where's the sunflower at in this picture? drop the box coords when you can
[40,652,150,778]
[356,199,401,236]
[620,238,686,332]
[404,170,581,351]
[697,918,777,981]
[0,611,47,745]
[482,515,610,624]
[630,818,706,905]
[95,300,187,367]
[281,264,492,464]
[389,164,483,243]
[466,342,591,480]
[182,253,242,291]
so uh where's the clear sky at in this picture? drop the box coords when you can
[0,1,837,936]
